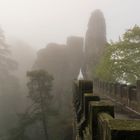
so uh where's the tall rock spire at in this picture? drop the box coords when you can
[84,9,106,78]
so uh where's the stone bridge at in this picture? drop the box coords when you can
[73,80,140,140]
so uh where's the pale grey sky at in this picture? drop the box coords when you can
[0,0,139,49]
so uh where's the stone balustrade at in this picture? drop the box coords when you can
[73,80,140,140]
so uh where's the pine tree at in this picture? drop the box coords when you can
[27,70,53,140]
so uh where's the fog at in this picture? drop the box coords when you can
[0,0,139,49]
[0,0,140,140]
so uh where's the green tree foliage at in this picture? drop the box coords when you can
[95,25,140,84]
[84,9,106,78]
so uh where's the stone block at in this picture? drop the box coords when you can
[89,101,114,140]
[107,119,140,140]
[98,113,140,140]
[84,94,100,121]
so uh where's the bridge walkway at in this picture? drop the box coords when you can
[73,80,140,140]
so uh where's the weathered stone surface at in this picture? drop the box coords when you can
[98,113,140,140]
[89,101,114,140]
[78,80,93,120]
[73,80,140,140]
[78,94,100,138]
[98,113,114,140]
[84,94,100,121]
[78,80,93,93]
[108,119,140,140]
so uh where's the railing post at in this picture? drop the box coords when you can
[89,101,114,140]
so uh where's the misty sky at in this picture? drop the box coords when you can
[0,0,140,49]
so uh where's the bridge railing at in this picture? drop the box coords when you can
[93,79,140,113]
[73,80,140,140]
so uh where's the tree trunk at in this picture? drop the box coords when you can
[40,89,49,140]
